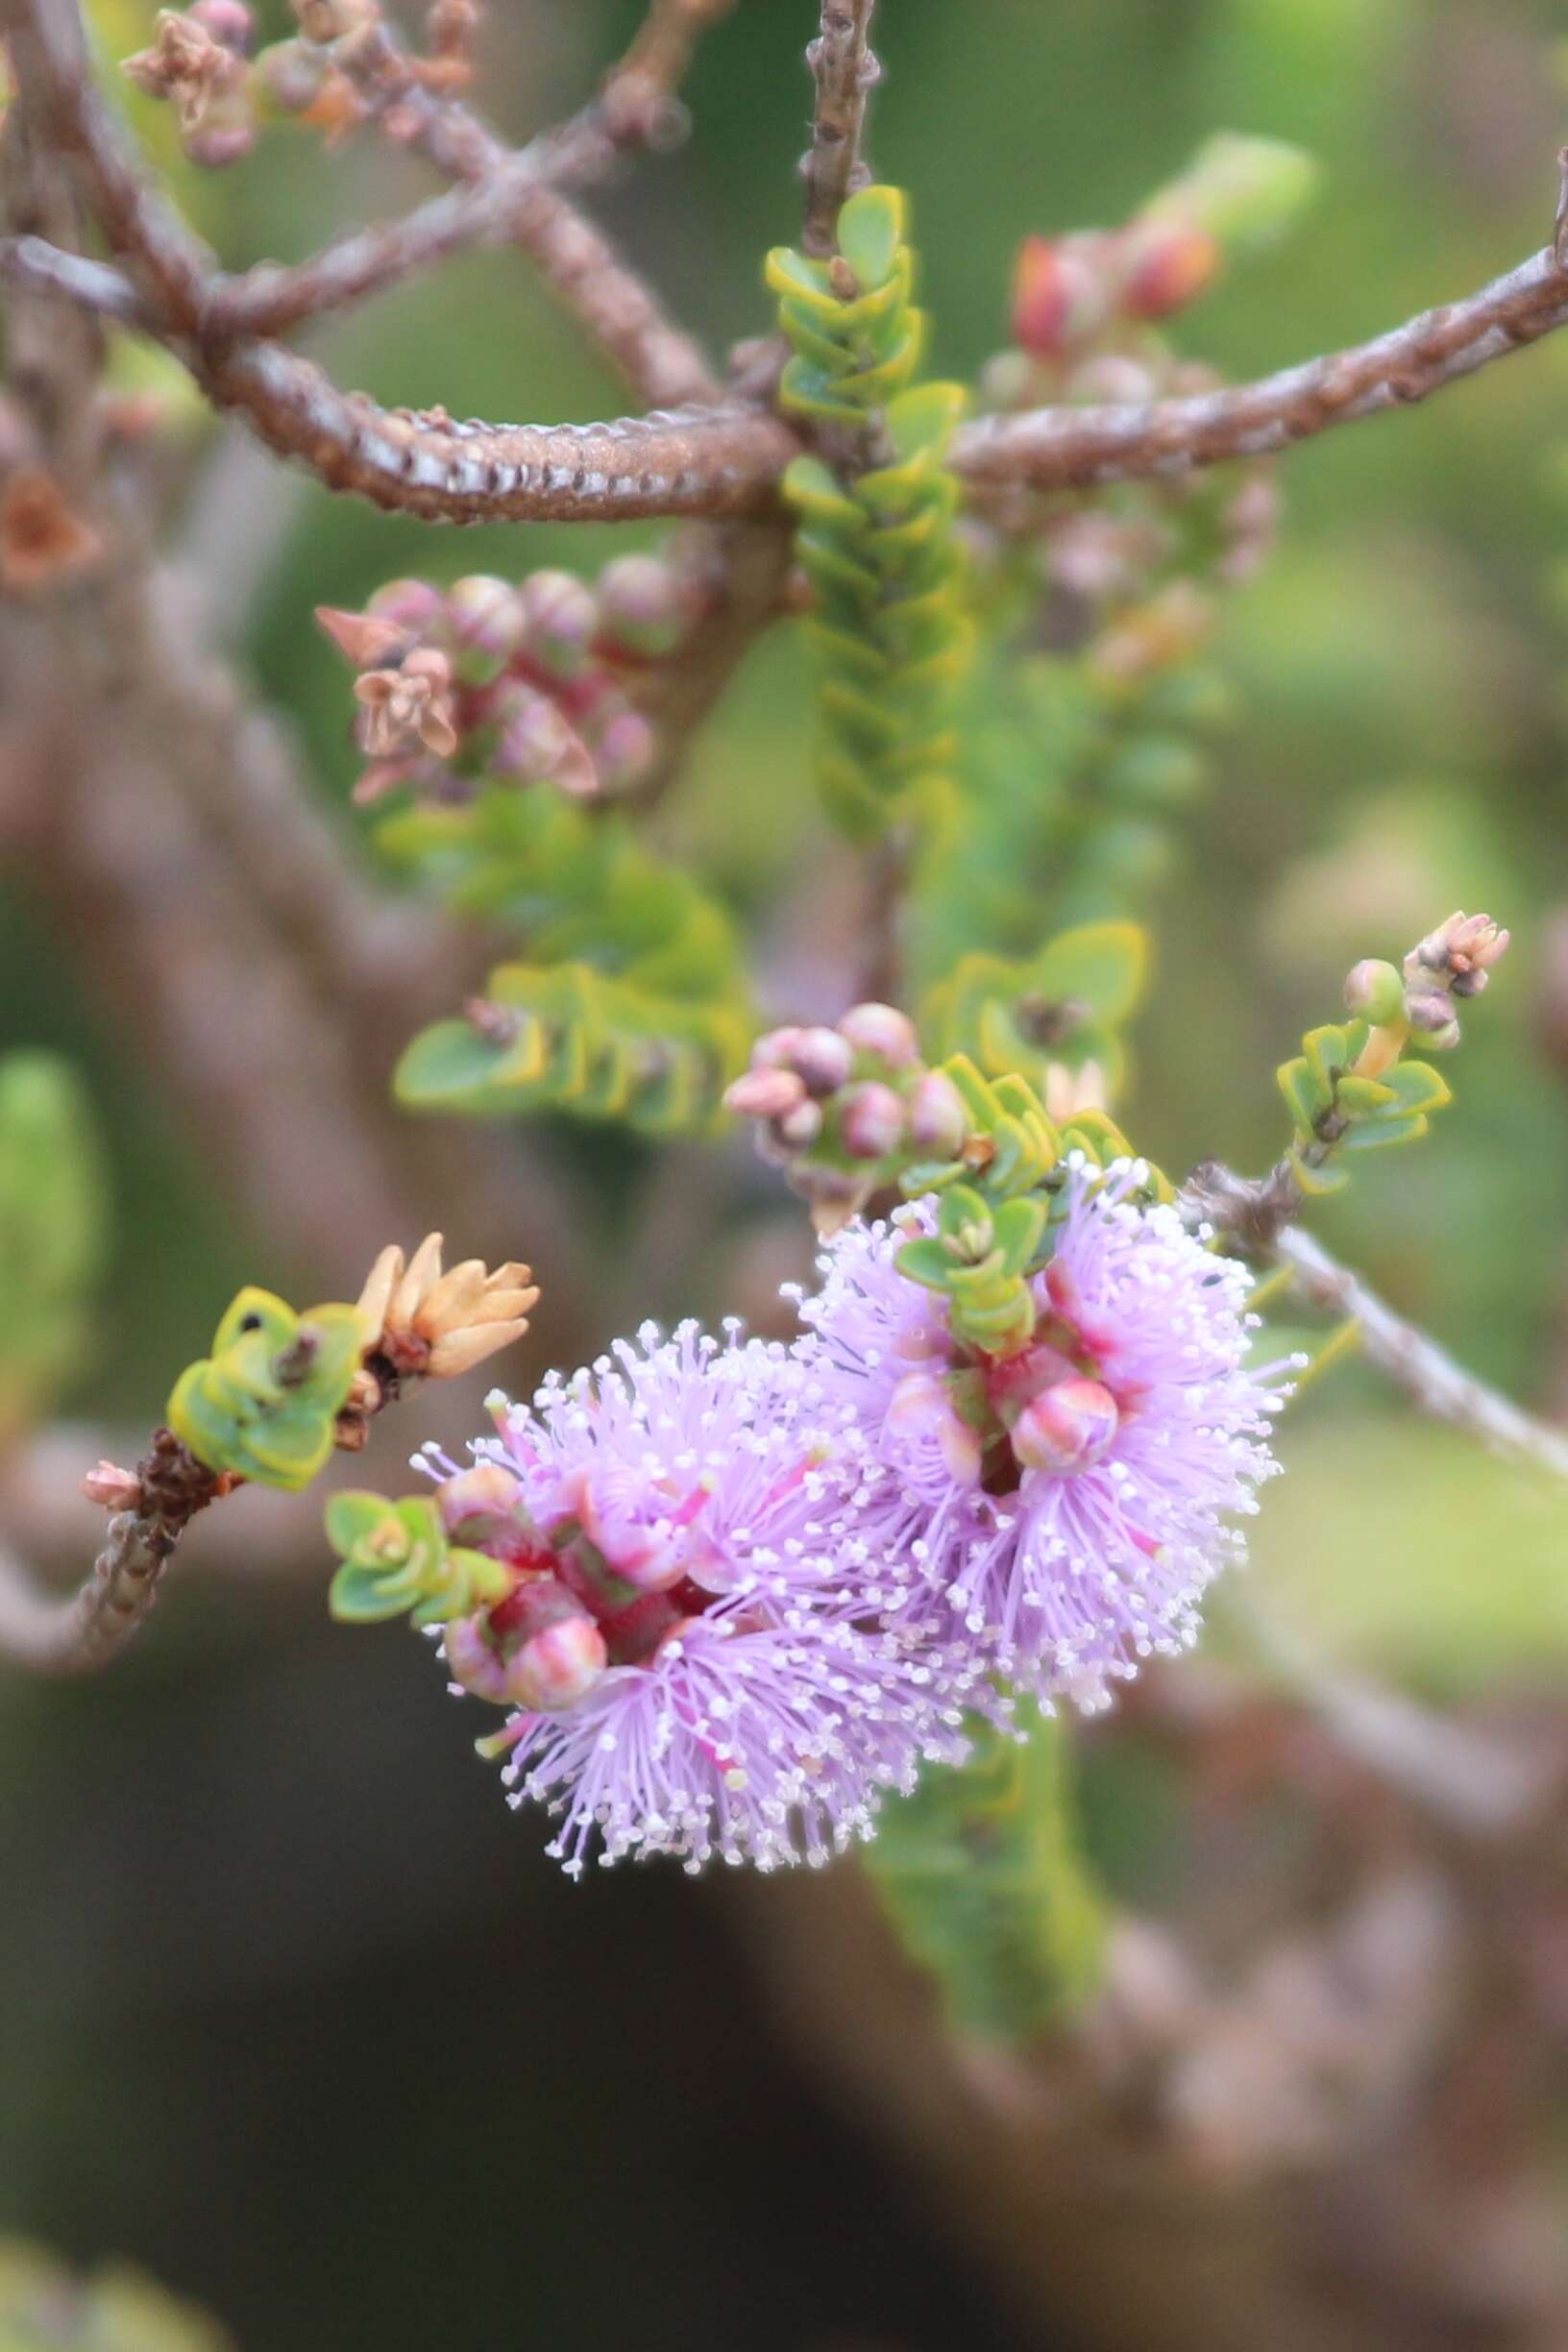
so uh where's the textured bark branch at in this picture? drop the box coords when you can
[0,0,214,331]
[0,1427,218,1677]
[1273,1225,1568,1483]
[327,8,724,407]
[952,242,1568,490]
[800,0,881,257]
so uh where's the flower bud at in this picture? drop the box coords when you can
[366,576,446,636]
[906,1068,968,1158]
[724,1065,807,1121]
[184,102,256,168]
[491,685,576,784]
[1117,217,1220,321]
[775,1097,823,1149]
[839,1081,907,1162]
[597,553,688,657]
[790,1025,857,1096]
[1343,958,1405,1026]
[1404,986,1459,1046]
[443,574,525,681]
[1011,234,1108,359]
[506,1613,608,1711]
[191,0,254,49]
[517,568,600,675]
[1011,1377,1119,1476]
[887,1371,984,1486]
[82,1459,142,1512]
[442,1612,512,1703]
[437,1463,524,1543]
[591,706,657,792]
[838,1001,920,1068]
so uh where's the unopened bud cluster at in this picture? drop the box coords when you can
[316,554,694,806]
[1344,912,1510,1054]
[122,1,483,168]
[725,1002,969,1233]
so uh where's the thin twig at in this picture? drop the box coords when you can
[800,0,880,257]
[952,239,1568,491]
[0,1427,218,1677]
[331,4,726,407]
[1273,1224,1568,1483]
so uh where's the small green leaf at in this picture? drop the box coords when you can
[836,184,905,287]
[1277,1055,1322,1132]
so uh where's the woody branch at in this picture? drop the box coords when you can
[6,0,1568,532]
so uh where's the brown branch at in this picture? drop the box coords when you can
[0,236,796,519]
[327,7,725,408]
[953,240,1568,491]
[0,1427,219,1677]
[1,0,214,331]
[1273,1224,1568,1483]
[800,0,881,257]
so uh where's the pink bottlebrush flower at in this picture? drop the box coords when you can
[791,1164,1293,1712]
[422,1324,974,1875]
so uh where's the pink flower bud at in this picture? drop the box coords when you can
[443,1613,512,1704]
[789,1025,856,1096]
[591,706,657,791]
[437,1463,523,1543]
[838,1001,920,1068]
[491,685,576,784]
[724,1066,808,1121]
[517,569,600,675]
[366,576,446,636]
[1117,217,1220,321]
[752,1025,810,1069]
[81,1459,142,1512]
[191,0,254,50]
[442,574,525,679]
[1343,959,1405,1026]
[906,1069,968,1158]
[839,1081,907,1162]
[1011,234,1108,359]
[887,1371,984,1486]
[775,1097,823,1149]
[1404,987,1460,1047]
[506,1614,608,1711]
[1011,1377,1119,1476]
[597,553,688,657]
[315,604,410,669]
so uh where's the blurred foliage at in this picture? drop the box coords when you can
[0,1055,107,1444]
[382,789,754,1132]
[0,2239,233,2352]
[869,1705,1107,2042]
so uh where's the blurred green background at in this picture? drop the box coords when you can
[5,1,1568,2344]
